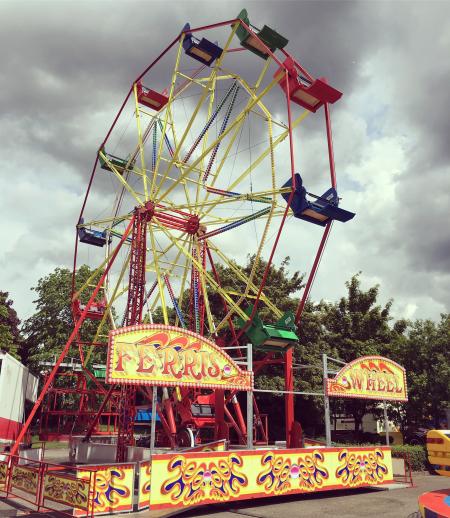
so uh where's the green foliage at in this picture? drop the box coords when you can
[390,314,450,429]
[391,445,427,471]
[0,291,21,359]
[21,265,106,371]
[19,255,448,443]
[295,274,403,434]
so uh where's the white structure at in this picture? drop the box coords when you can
[0,352,38,443]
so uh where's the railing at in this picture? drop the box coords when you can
[0,453,97,517]
[392,451,414,487]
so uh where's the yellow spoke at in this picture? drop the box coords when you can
[156,73,282,204]
[99,149,143,206]
[133,83,148,199]
[150,37,185,199]
[83,250,131,366]
[148,223,169,324]
[209,244,282,319]
[152,217,250,324]
[154,23,239,200]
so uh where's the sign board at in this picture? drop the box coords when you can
[107,324,253,390]
[326,356,407,401]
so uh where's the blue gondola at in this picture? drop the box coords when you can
[78,218,110,247]
[282,173,355,226]
[182,23,223,66]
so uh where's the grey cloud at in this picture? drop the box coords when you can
[0,0,449,321]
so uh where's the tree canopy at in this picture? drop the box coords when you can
[18,259,449,439]
[21,265,106,371]
[0,291,21,359]
[390,314,450,429]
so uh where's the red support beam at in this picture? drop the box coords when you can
[324,102,337,189]
[11,216,135,457]
[83,385,117,441]
[295,222,332,324]
[214,389,226,440]
[284,348,294,447]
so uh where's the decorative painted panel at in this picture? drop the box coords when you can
[138,461,151,510]
[0,461,7,487]
[150,446,393,510]
[77,464,134,515]
[10,465,39,497]
[43,473,90,510]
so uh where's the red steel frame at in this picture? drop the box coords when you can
[39,371,120,440]
[14,16,341,456]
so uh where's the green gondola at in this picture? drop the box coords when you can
[99,148,135,175]
[235,303,298,351]
[234,9,288,60]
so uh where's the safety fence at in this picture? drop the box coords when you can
[0,454,97,516]
[0,453,154,516]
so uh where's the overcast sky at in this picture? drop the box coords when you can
[0,0,449,325]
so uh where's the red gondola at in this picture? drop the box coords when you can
[275,57,342,112]
[136,81,169,111]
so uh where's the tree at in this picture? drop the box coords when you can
[390,314,450,430]
[293,300,333,436]
[318,274,402,433]
[0,291,21,359]
[21,265,105,371]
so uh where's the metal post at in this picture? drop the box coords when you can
[284,347,294,447]
[323,354,332,447]
[383,401,390,446]
[150,387,158,456]
[247,344,253,450]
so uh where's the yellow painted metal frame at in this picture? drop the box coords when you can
[80,22,315,345]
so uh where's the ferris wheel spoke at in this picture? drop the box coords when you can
[175,237,194,327]
[132,83,150,199]
[150,39,185,200]
[153,75,215,200]
[209,244,282,318]
[99,149,144,206]
[157,74,282,207]
[193,239,216,334]
[153,26,239,202]
[147,222,170,324]
[195,72,218,206]
[200,61,272,205]
[151,217,249,325]
[83,250,132,366]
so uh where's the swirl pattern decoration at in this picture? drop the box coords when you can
[162,454,248,505]
[257,450,329,495]
[336,448,388,487]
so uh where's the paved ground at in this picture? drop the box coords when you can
[135,474,450,518]
[0,474,448,518]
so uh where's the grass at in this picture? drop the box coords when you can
[30,435,69,450]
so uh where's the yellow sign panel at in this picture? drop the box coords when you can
[107,325,253,390]
[326,356,407,401]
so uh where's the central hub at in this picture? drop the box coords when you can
[151,204,206,236]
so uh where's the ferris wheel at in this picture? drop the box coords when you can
[10,10,356,462]
[67,10,357,458]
